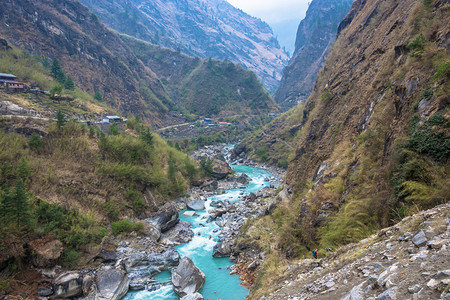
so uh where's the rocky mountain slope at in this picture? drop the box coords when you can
[122,36,277,118]
[265,203,450,299]
[0,0,277,126]
[274,0,353,111]
[78,0,289,93]
[234,0,449,297]
[0,0,171,124]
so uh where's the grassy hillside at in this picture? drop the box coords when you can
[239,0,449,297]
[0,115,201,270]
[0,41,202,278]
[122,35,278,118]
[0,42,108,117]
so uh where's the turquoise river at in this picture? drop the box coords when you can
[125,164,276,300]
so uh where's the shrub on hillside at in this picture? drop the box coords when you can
[111,219,144,235]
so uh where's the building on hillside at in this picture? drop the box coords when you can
[203,118,212,123]
[0,73,25,92]
[102,115,122,123]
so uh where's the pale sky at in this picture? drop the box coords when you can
[227,0,309,23]
[227,0,310,54]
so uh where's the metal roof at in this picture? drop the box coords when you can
[105,115,121,119]
[0,73,17,78]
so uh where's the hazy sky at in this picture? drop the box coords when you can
[227,0,310,54]
[227,0,310,23]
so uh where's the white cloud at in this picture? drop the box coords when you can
[227,0,310,23]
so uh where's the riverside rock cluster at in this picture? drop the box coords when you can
[31,145,280,299]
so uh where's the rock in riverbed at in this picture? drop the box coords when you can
[171,257,205,297]
[181,292,205,300]
[125,248,180,289]
[187,200,206,211]
[213,241,232,257]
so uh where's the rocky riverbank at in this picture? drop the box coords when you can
[29,144,283,299]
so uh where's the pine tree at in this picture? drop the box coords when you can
[17,157,31,183]
[141,128,154,146]
[94,90,103,102]
[51,59,61,78]
[64,76,75,90]
[12,179,31,229]
[56,70,66,84]
[0,186,14,224]
[51,59,66,83]
[56,110,66,130]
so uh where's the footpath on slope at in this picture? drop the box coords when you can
[265,203,450,300]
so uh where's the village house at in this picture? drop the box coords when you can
[0,73,26,92]
[102,115,122,123]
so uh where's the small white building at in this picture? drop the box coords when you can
[102,115,122,123]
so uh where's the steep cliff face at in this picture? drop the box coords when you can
[79,0,289,93]
[237,0,449,297]
[0,0,171,124]
[274,0,353,111]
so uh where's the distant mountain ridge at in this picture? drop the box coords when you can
[274,0,353,110]
[78,0,289,93]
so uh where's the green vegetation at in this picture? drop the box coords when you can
[94,90,103,102]
[433,59,450,79]
[320,91,332,104]
[111,219,144,235]
[241,3,449,297]
[391,112,449,217]
[0,41,108,117]
[121,35,276,119]
[0,114,201,271]
[407,34,428,58]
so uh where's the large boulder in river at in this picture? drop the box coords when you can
[181,292,205,300]
[125,248,180,289]
[187,200,205,211]
[171,257,205,297]
[29,238,63,268]
[53,271,83,298]
[211,158,232,180]
[146,203,179,232]
[162,221,194,245]
[212,241,232,257]
[95,268,129,300]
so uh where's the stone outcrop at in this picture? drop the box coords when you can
[212,241,233,258]
[53,272,83,298]
[210,158,232,180]
[124,248,180,290]
[29,238,63,268]
[187,200,206,211]
[95,268,129,300]
[146,203,179,232]
[96,236,117,262]
[181,292,204,300]
[161,221,194,245]
[171,257,205,297]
